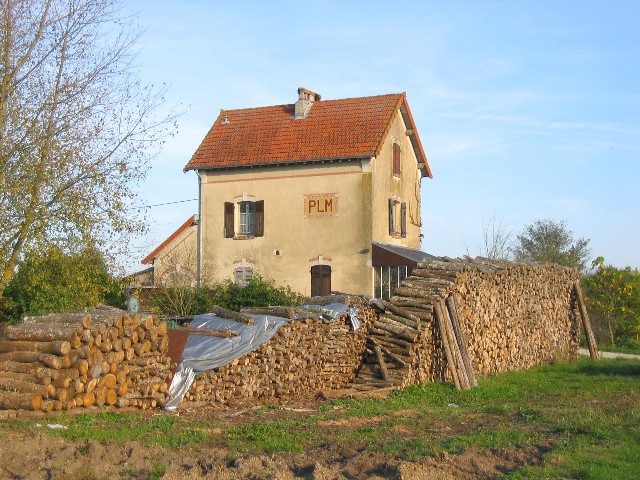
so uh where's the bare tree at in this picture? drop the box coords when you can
[157,246,198,288]
[466,215,514,260]
[0,0,177,295]
[481,214,514,260]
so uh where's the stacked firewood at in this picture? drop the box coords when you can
[0,306,172,412]
[181,297,376,406]
[355,257,588,389]
[355,260,458,389]
[453,258,583,376]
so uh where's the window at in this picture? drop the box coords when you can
[224,200,264,238]
[374,265,412,300]
[388,199,407,237]
[234,266,253,284]
[392,143,401,176]
[239,201,254,235]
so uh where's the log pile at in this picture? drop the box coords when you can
[0,257,595,411]
[354,257,592,389]
[0,306,172,412]
[181,297,376,406]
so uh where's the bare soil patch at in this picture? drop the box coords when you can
[0,395,550,480]
[0,427,548,479]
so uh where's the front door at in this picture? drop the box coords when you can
[311,265,331,297]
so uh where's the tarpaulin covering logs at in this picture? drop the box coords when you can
[170,298,375,408]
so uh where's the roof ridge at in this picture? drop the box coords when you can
[218,92,404,114]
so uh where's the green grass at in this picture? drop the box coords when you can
[324,358,640,478]
[227,421,313,453]
[598,343,640,356]
[45,411,209,449]
[4,358,638,479]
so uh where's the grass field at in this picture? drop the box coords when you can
[2,357,639,479]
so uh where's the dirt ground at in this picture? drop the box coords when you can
[0,428,546,480]
[0,392,549,480]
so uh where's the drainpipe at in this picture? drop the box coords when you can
[196,172,202,287]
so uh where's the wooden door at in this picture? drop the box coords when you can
[311,265,331,297]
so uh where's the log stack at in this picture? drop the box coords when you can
[0,258,593,411]
[181,296,376,406]
[452,258,583,377]
[0,306,172,412]
[353,256,590,389]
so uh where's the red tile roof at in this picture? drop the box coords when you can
[184,92,431,178]
[141,215,198,265]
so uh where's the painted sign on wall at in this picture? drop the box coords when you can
[305,193,338,217]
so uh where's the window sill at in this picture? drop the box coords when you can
[233,235,255,240]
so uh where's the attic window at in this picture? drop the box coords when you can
[392,143,401,176]
[221,116,229,124]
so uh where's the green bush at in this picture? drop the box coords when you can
[582,257,640,347]
[214,275,304,311]
[151,275,303,317]
[0,245,122,323]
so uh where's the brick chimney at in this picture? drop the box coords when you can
[294,87,321,119]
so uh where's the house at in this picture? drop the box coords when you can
[141,215,199,287]
[146,88,433,298]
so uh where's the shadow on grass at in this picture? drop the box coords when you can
[576,359,640,377]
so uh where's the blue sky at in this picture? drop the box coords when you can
[123,0,639,272]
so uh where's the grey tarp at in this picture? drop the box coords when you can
[296,302,360,331]
[164,302,358,411]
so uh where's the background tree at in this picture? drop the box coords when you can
[1,244,122,323]
[512,219,591,271]
[582,257,640,348]
[0,0,177,297]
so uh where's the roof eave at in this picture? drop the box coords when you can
[185,155,373,173]
[141,215,198,265]
[399,99,433,179]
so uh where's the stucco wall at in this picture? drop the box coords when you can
[370,111,423,249]
[199,161,374,296]
[152,226,198,286]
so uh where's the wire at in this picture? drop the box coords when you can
[130,198,198,210]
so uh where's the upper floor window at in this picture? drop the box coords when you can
[388,198,407,238]
[239,201,254,235]
[392,143,401,176]
[224,200,264,238]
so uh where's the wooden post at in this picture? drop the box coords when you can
[446,295,477,388]
[434,301,463,389]
[439,300,471,390]
[373,345,390,383]
[574,280,600,360]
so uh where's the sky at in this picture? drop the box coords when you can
[121,0,639,273]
